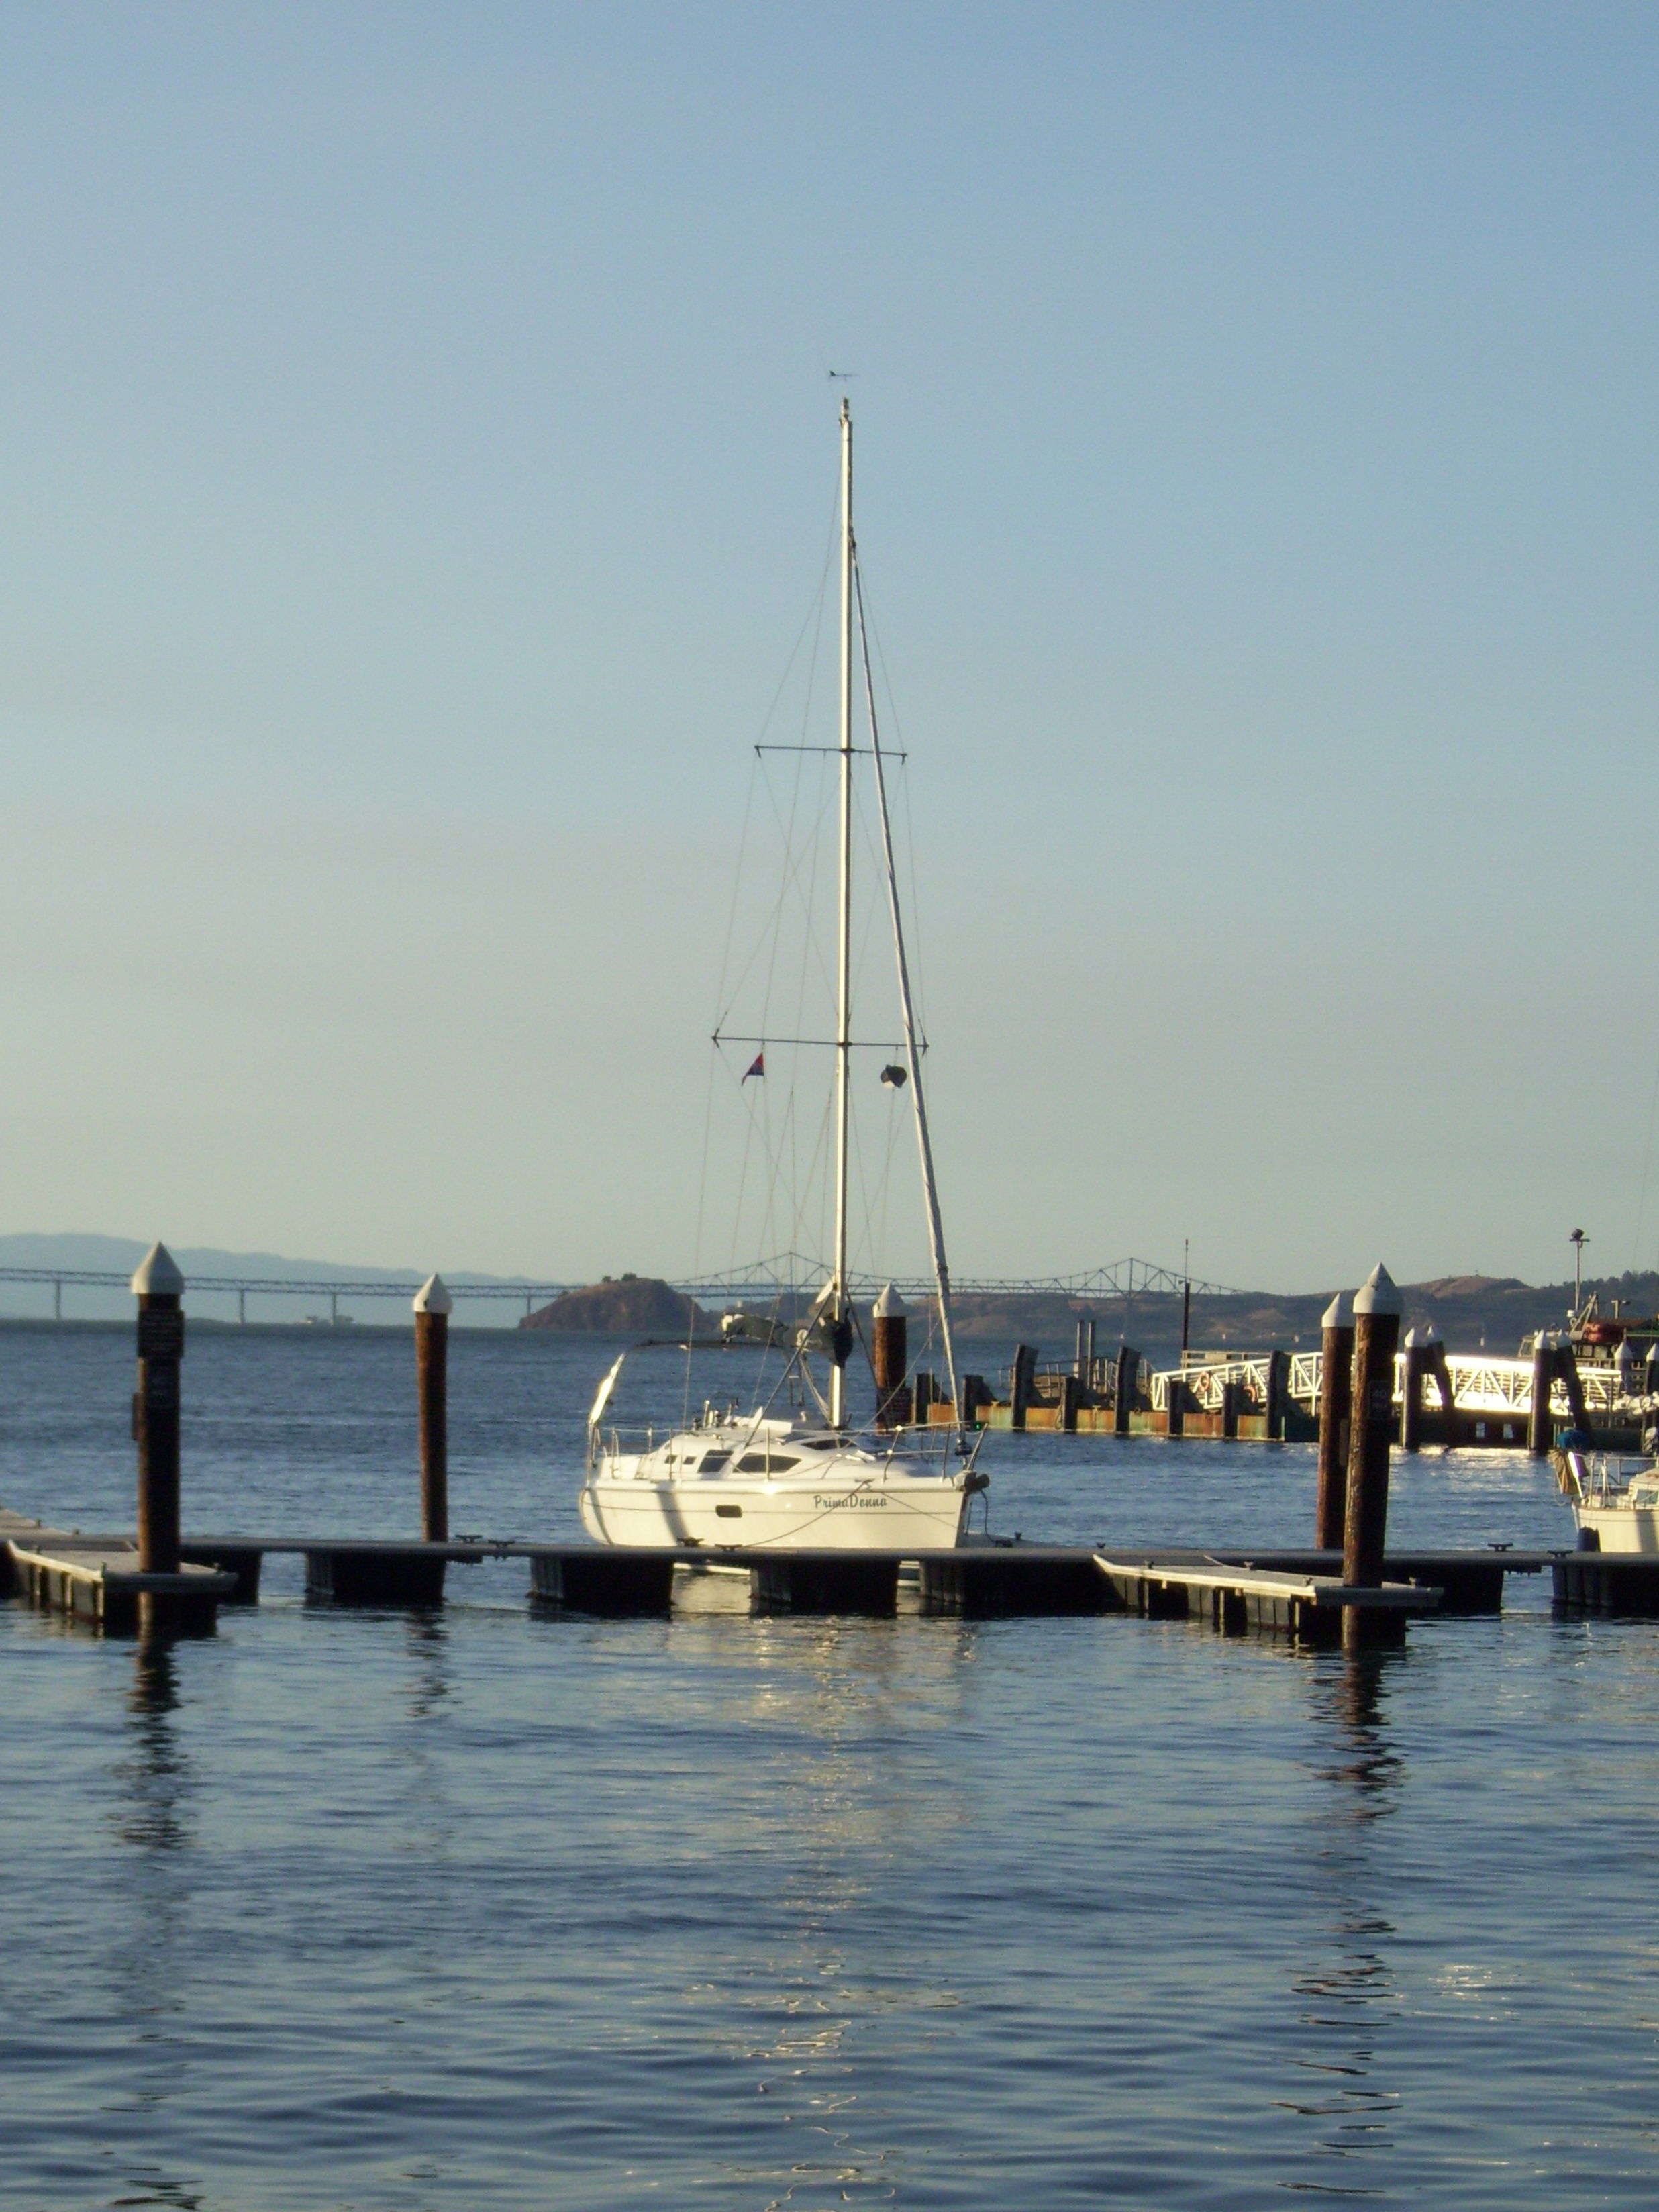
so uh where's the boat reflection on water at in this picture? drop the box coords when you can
[1278,1649,1405,2193]
[663,1609,980,2203]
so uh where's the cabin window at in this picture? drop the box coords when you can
[736,1452,798,1473]
[699,1452,729,1472]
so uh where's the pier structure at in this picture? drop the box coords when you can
[940,1334,1635,1452]
[5,1508,1550,1637]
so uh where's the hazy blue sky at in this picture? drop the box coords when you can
[2,3,1656,1291]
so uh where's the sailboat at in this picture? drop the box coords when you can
[579,401,986,1551]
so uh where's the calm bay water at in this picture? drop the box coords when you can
[3,1323,1658,2208]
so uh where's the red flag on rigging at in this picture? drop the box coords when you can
[742,1051,765,1081]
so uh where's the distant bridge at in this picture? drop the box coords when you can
[697,1253,1240,1302]
[0,1254,1238,1325]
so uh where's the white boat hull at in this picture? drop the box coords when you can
[1572,1505,1659,1553]
[1561,1449,1659,1551]
[580,1470,969,1550]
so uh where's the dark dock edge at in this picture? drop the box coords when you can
[1,1517,1561,1632]
[1551,1550,1659,1617]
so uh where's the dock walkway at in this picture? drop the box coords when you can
[1,1508,236,1629]
[1,1507,1560,1636]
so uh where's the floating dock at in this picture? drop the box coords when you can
[1,1509,236,1631]
[1550,1549,1659,1616]
[1,1507,1558,1638]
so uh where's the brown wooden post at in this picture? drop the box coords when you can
[132,1242,185,1575]
[1527,1334,1555,1457]
[958,1372,986,1426]
[1113,1344,1140,1437]
[1343,1264,1403,1650]
[1401,1326,1428,1452]
[1220,1378,1240,1439]
[1315,1291,1354,1549]
[1058,1373,1079,1431]
[1010,1344,1036,1430]
[872,1283,909,1430]
[1427,1334,1458,1446]
[913,1370,938,1423]
[1264,1349,1289,1441]
[1557,1343,1591,1436]
[1166,1372,1185,1437]
[413,1274,452,1543]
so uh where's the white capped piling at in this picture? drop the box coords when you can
[872,1283,910,1430]
[1343,1264,1403,1650]
[413,1274,452,1542]
[132,1242,186,1576]
[1315,1291,1354,1549]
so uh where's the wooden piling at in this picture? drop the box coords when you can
[1426,1331,1458,1446]
[1166,1373,1185,1437]
[1059,1373,1080,1431]
[132,1243,185,1577]
[1557,1342,1591,1435]
[1010,1344,1036,1431]
[1264,1349,1289,1442]
[872,1283,909,1430]
[1220,1378,1240,1439]
[1315,1291,1354,1550]
[958,1372,987,1426]
[1114,1345,1140,1438]
[1528,1335,1555,1457]
[1343,1264,1403,1650]
[1401,1326,1427,1452]
[413,1274,452,1544]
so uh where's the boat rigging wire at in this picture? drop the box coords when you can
[853,540,962,1428]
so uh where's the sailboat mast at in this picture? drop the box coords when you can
[830,397,853,1429]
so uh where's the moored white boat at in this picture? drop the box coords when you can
[580,1399,979,1550]
[1557,1445,1659,1552]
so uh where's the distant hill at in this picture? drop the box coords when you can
[521,1277,709,1336]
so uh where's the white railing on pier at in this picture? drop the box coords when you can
[1150,1359,1274,1413]
[1152,1349,1638,1419]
